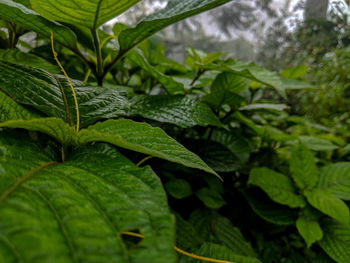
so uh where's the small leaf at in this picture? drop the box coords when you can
[0,117,75,145]
[249,167,306,208]
[290,144,318,190]
[299,136,338,151]
[318,162,350,200]
[280,65,308,79]
[196,188,226,209]
[296,216,323,248]
[165,179,192,199]
[0,0,77,49]
[76,119,218,177]
[130,95,221,128]
[319,219,350,263]
[127,49,184,94]
[239,103,289,112]
[305,189,350,225]
[31,0,140,29]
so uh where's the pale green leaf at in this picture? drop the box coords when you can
[0,118,75,145]
[118,0,232,53]
[318,163,350,200]
[0,92,40,122]
[0,0,77,49]
[290,144,318,190]
[296,216,323,247]
[239,103,289,112]
[249,167,306,208]
[305,189,350,225]
[0,133,176,262]
[31,0,140,29]
[299,136,338,151]
[76,119,218,176]
[127,49,184,94]
[130,95,222,128]
[319,219,350,263]
[213,216,256,257]
[179,243,261,263]
[280,65,308,79]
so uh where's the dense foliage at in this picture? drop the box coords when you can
[0,1,349,263]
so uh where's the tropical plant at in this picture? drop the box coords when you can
[1,1,350,263]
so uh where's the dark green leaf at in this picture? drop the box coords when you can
[130,95,221,128]
[165,179,192,199]
[196,188,226,209]
[0,0,77,49]
[0,133,176,262]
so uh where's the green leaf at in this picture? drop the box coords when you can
[213,216,256,257]
[280,65,308,79]
[249,167,306,208]
[239,103,289,112]
[76,119,218,177]
[305,189,349,225]
[290,144,318,190]
[130,95,221,128]
[118,0,232,53]
[0,92,40,122]
[179,243,262,263]
[206,60,286,98]
[0,133,176,262]
[175,213,204,250]
[0,118,75,145]
[243,189,298,225]
[296,216,323,248]
[299,136,338,151]
[196,188,226,209]
[211,130,251,163]
[318,163,350,200]
[0,49,59,73]
[0,60,130,127]
[31,0,140,29]
[0,0,77,49]
[202,72,248,108]
[319,219,350,263]
[165,179,192,199]
[127,49,184,94]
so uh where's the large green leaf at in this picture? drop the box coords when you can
[31,0,140,29]
[249,167,306,208]
[130,95,221,128]
[290,144,318,190]
[0,92,40,122]
[179,243,261,263]
[305,189,349,225]
[0,118,75,145]
[299,136,338,151]
[0,0,77,49]
[0,133,176,262]
[127,49,184,94]
[318,163,350,200]
[118,0,232,53]
[76,119,218,176]
[296,216,323,248]
[319,219,350,263]
[0,60,130,127]
[213,216,256,257]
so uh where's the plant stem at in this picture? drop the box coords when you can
[91,29,103,86]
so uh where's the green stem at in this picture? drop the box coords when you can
[91,29,103,86]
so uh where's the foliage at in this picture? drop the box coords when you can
[0,1,350,263]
